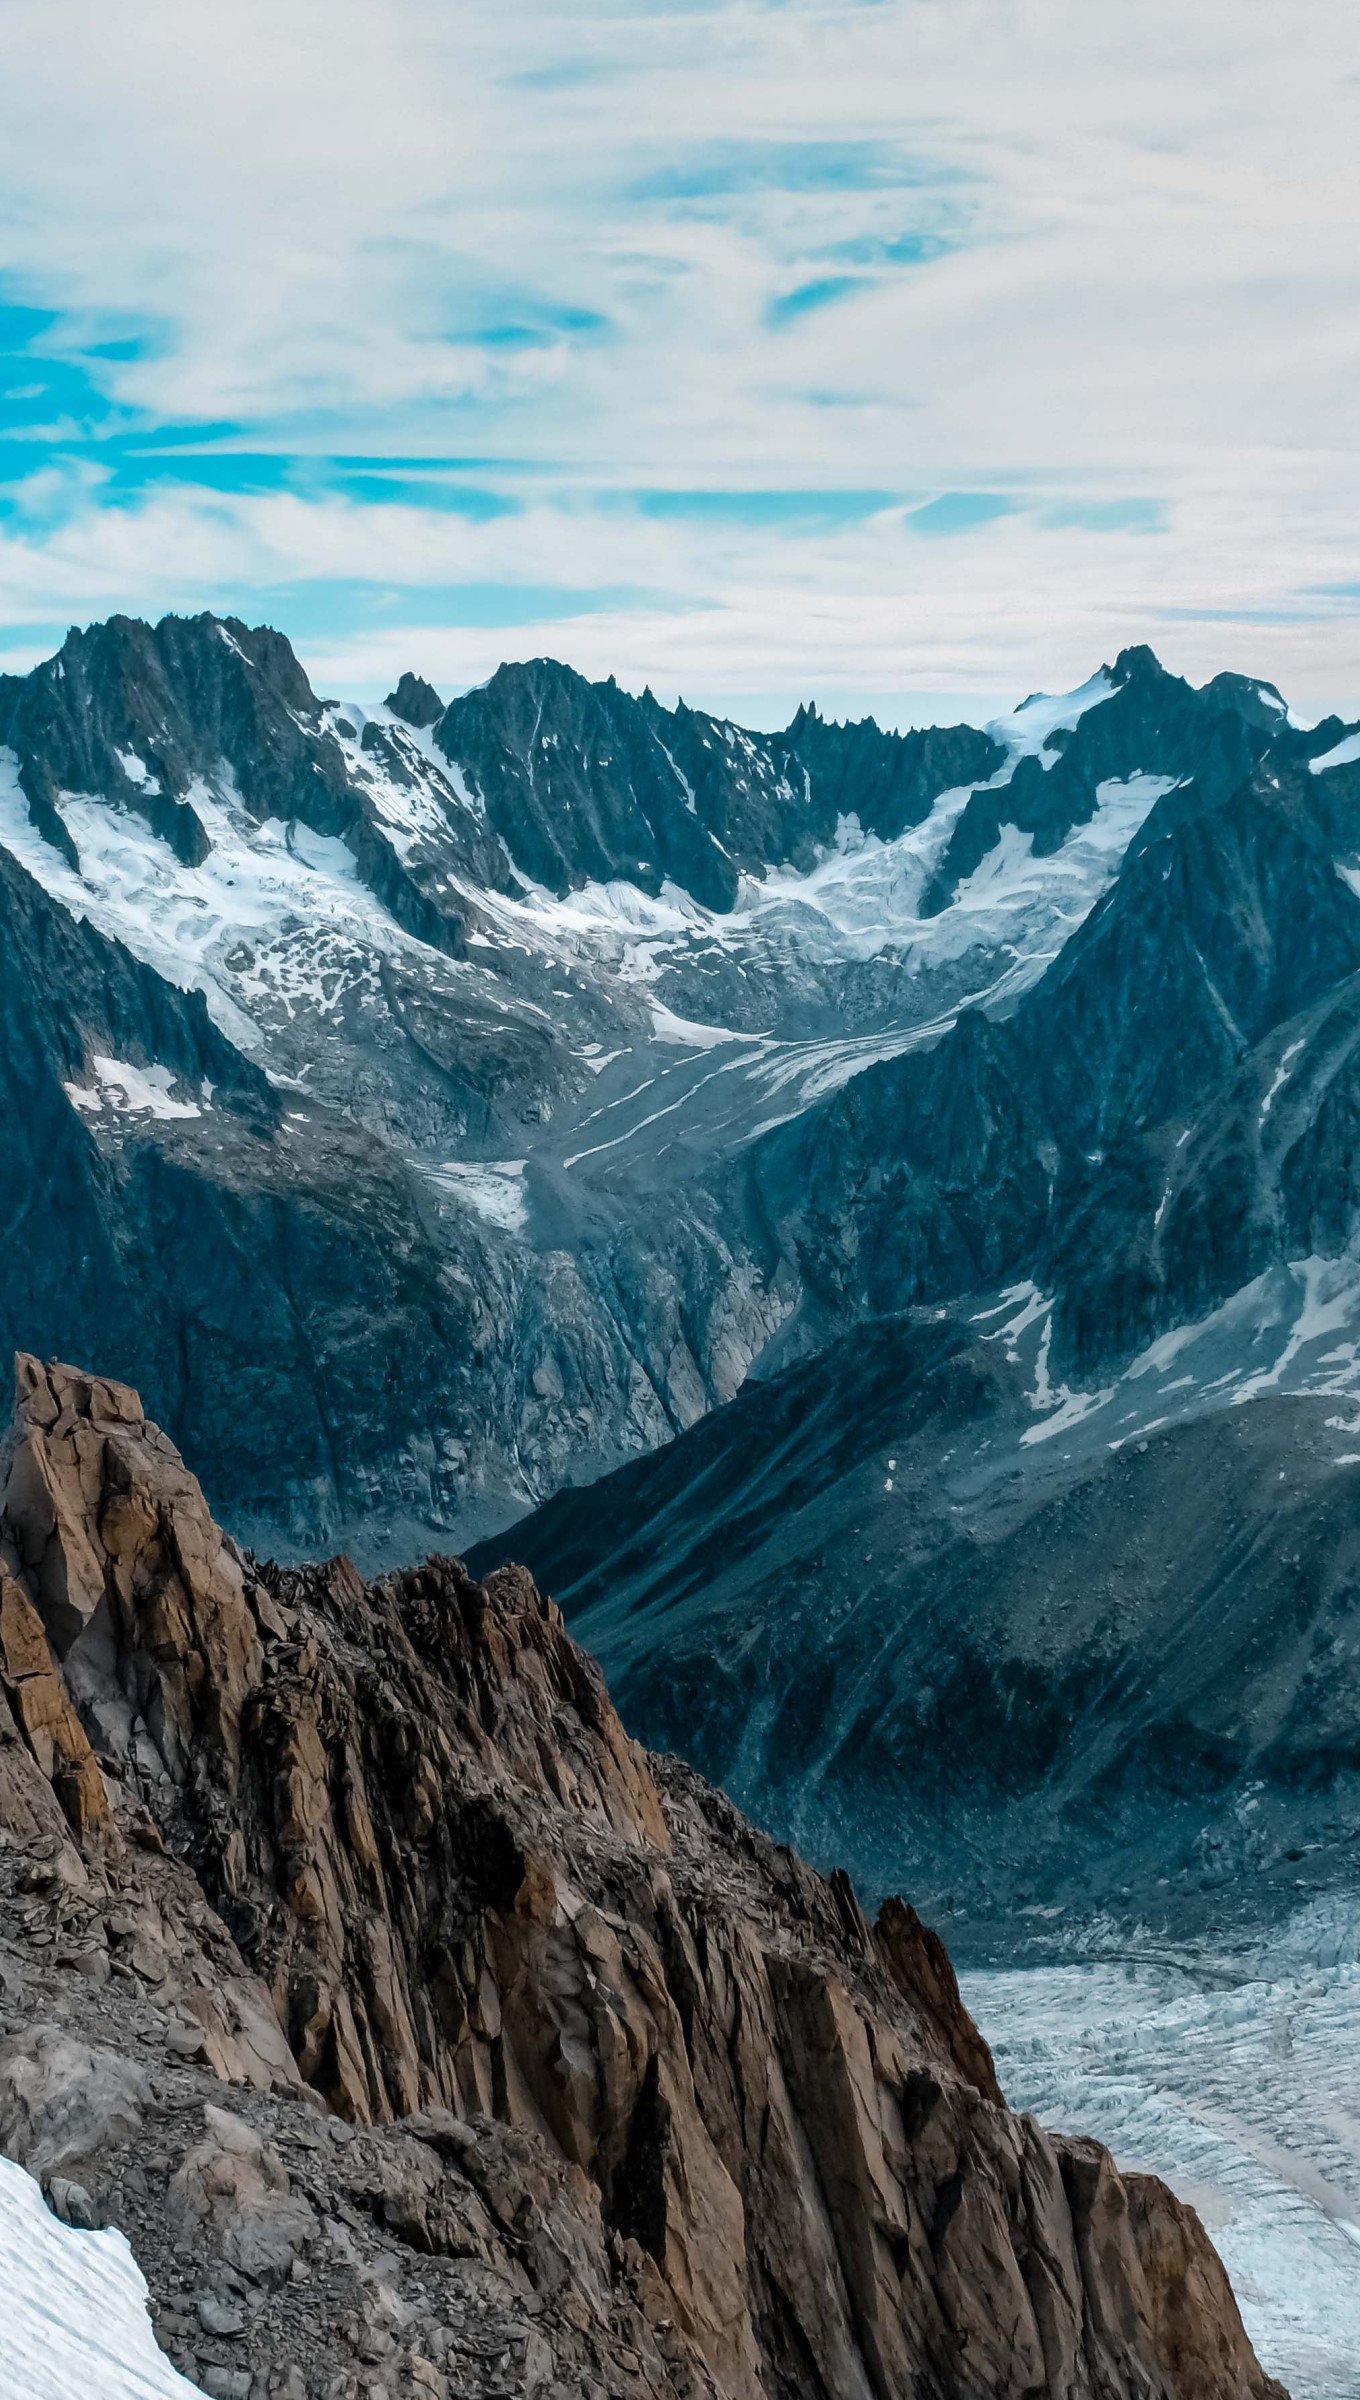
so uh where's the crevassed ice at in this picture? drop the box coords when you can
[0,748,463,1056]
[964,1924,1360,2400]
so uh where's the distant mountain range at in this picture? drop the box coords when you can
[6,611,1360,1935]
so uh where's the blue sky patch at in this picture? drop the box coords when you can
[634,487,897,528]
[630,138,947,203]
[908,492,1016,536]
[766,277,864,328]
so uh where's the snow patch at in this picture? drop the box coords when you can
[1309,728,1360,774]
[424,1158,527,1233]
[0,2151,196,2398]
[1261,1038,1305,1123]
[65,1056,202,1121]
[324,705,488,853]
[989,669,1117,764]
[1020,1384,1115,1445]
[976,1282,1051,1363]
[1233,1256,1360,1405]
[648,1002,745,1048]
[114,749,159,794]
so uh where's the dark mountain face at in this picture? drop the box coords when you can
[436,659,747,908]
[432,657,1005,908]
[0,836,493,1544]
[384,666,444,727]
[737,752,1360,1384]
[762,700,1005,846]
[0,610,511,950]
[917,644,1281,915]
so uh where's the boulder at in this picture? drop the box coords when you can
[0,2025,152,2178]
[170,2104,314,2284]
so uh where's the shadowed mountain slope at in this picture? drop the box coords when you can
[473,1307,1360,1951]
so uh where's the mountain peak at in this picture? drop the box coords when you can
[1109,641,1168,686]
[383,668,444,728]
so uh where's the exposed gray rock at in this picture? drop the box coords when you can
[171,2106,315,2284]
[0,2024,152,2178]
[383,671,444,729]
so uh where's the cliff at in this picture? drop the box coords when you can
[0,1356,1284,2400]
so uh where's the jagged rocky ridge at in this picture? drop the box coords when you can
[0,1354,1284,2399]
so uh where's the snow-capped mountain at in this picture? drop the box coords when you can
[1,609,1356,1589]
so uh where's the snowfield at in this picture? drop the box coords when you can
[0,703,1182,1191]
[0,2153,195,2399]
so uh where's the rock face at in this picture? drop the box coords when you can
[431,660,1005,911]
[0,1355,1282,2400]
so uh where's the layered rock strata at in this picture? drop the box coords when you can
[0,1356,1283,2400]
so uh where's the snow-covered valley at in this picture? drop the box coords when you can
[966,1903,1360,2399]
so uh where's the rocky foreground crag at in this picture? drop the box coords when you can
[0,1357,1282,2400]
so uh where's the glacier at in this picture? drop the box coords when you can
[965,1904,1360,2400]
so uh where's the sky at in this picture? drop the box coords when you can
[1,0,1359,727]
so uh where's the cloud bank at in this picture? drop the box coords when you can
[1,0,1358,719]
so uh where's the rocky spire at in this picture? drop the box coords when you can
[384,670,445,728]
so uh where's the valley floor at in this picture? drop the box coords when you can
[964,1898,1360,2400]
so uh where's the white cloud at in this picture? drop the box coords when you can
[0,469,1356,722]
[1,1,1359,709]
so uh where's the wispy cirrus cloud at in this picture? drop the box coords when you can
[0,1,1358,720]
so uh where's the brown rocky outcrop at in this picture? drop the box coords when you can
[0,1356,1286,2400]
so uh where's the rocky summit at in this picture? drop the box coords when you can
[0,1354,1283,2400]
